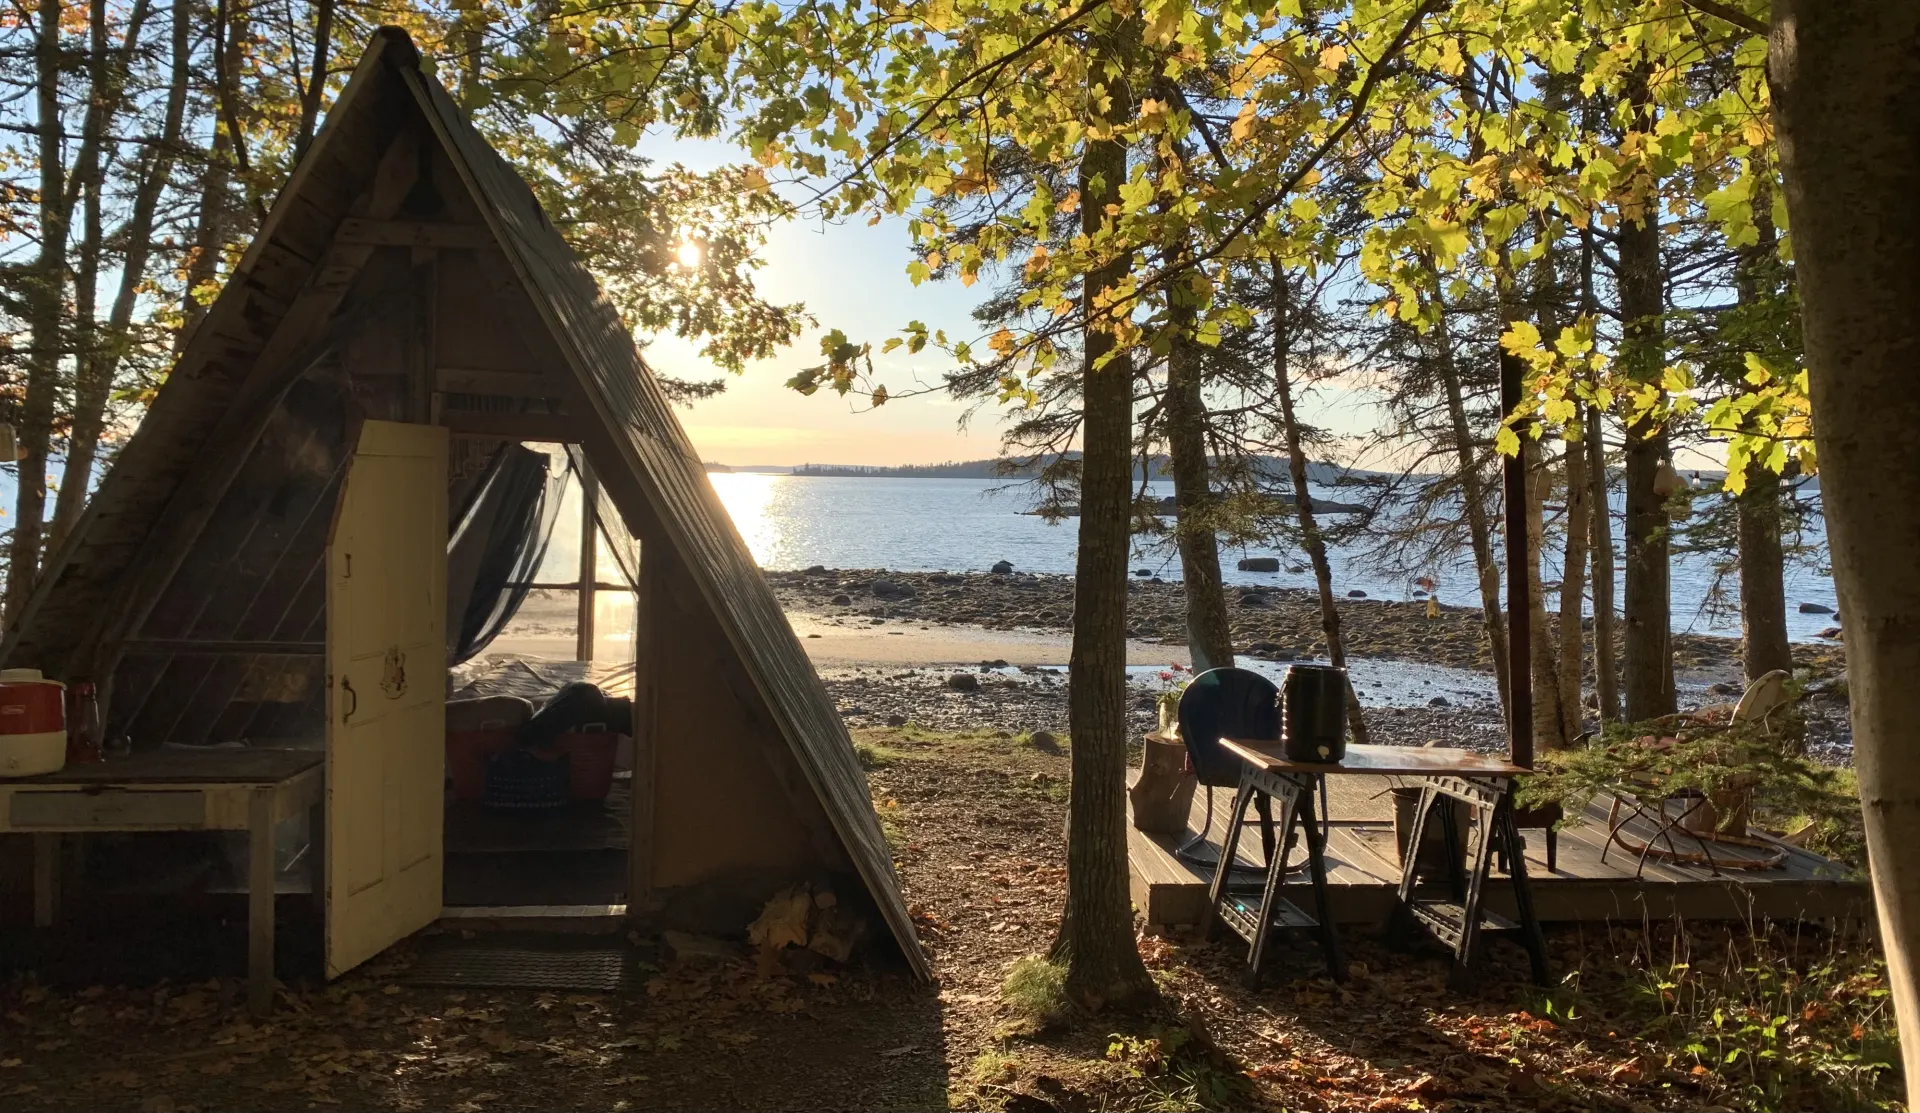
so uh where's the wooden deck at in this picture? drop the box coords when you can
[1129,774,1869,931]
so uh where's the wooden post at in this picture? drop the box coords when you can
[409,252,438,425]
[248,786,276,1017]
[625,542,656,918]
[1502,347,1534,768]
[576,460,597,662]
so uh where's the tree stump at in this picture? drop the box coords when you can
[1130,732,1196,835]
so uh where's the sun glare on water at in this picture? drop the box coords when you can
[707,471,779,565]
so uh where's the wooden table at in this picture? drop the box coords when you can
[1209,740,1550,989]
[0,748,326,1016]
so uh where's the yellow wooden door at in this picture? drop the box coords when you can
[325,420,449,978]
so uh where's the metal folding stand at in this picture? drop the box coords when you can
[1387,775,1550,990]
[1204,763,1346,986]
[1177,786,1276,879]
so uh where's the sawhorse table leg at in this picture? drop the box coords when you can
[1210,769,1346,987]
[1391,778,1550,990]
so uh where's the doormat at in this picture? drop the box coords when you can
[403,933,640,992]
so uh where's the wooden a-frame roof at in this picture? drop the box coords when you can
[3,28,928,979]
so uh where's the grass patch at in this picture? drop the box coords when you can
[1105,1027,1254,1113]
[1000,955,1072,1029]
[967,1048,1022,1089]
[874,797,908,851]
[853,740,904,769]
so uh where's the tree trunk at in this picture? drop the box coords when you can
[11,0,68,622]
[177,150,233,350]
[1164,299,1235,673]
[1618,68,1674,721]
[1557,429,1591,744]
[1523,438,1562,748]
[49,0,188,552]
[1432,309,1510,709]
[1273,264,1368,745]
[295,0,335,159]
[1048,25,1153,1010]
[1772,7,1920,1103]
[1587,404,1620,720]
[64,0,109,554]
[1737,463,1793,682]
[1734,154,1793,684]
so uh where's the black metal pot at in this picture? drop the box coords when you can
[1279,663,1348,763]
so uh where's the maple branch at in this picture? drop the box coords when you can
[1121,0,1444,314]
[1680,0,1768,37]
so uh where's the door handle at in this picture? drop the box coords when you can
[342,676,358,722]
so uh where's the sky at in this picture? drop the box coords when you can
[641,209,1001,468]
[633,135,1382,470]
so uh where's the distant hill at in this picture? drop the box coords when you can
[776,455,1371,483]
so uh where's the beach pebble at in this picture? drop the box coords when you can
[1134,568,1153,577]
[946,672,981,692]
[885,714,908,727]
[1816,626,1843,640]
[1028,730,1061,753]
[1798,601,1834,614]
[871,579,916,599]
[1237,557,1281,572]
[1347,589,1368,598]
[830,593,853,606]
[1428,696,1450,707]
[1239,592,1269,606]
[805,564,829,575]
[991,560,1014,574]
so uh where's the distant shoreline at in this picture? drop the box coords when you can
[760,568,1845,678]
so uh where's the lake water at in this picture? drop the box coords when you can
[701,473,1841,643]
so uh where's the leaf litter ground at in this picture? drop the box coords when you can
[1,726,1897,1111]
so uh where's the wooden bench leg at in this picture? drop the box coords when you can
[32,834,60,927]
[249,788,277,1018]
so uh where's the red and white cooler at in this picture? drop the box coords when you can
[0,667,67,776]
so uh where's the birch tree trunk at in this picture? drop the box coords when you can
[1771,5,1920,1102]
[1048,19,1153,1009]
[1433,310,1510,709]
[1164,319,1235,674]
[1273,264,1368,745]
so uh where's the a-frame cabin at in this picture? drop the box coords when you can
[0,28,926,981]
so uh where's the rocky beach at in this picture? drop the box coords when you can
[749,567,1854,760]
